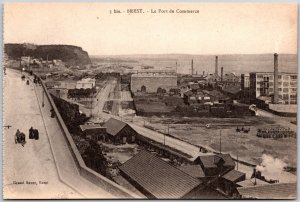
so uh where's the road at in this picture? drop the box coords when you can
[3,69,81,199]
[90,80,202,159]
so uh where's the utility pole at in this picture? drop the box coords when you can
[90,84,93,118]
[219,130,222,154]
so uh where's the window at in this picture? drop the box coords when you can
[257,88,260,91]
[291,88,297,93]
[269,88,273,92]
[278,88,282,91]
[283,94,289,100]
[283,76,289,80]
[269,76,274,80]
[278,75,282,79]
[290,75,297,80]
[283,88,289,93]
[283,82,289,87]
[290,94,297,99]
[257,75,263,79]
[279,95,283,99]
[290,82,297,87]
[269,82,274,86]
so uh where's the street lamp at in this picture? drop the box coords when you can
[42,91,45,107]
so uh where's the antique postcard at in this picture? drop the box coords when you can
[3,2,297,199]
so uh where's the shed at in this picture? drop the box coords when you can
[194,154,235,177]
[79,124,107,141]
[103,118,137,144]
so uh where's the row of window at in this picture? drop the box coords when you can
[256,75,297,80]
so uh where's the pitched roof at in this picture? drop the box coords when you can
[119,150,202,199]
[177,165,205,178]
[236,178,269,187]
[103,118,128,136]
[197,154,235,168]
[218,154,236,167]
[222,170,245,182]
[237,183,296,199]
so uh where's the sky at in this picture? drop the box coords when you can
[4,3,298,55]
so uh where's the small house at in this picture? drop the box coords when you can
[194,154,235,177]
[103,118,137,144]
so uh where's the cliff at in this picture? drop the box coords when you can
[4,43,91,65]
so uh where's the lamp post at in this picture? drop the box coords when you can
[42,91,45,107]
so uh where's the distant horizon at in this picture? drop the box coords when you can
[5,42,297,57]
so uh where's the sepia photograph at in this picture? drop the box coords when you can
[3,2,298,199]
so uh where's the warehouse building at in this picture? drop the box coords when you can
[119,150,226,199]
[131,70,177,93]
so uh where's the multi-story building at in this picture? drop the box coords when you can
[249,72,297,104]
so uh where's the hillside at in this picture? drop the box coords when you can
[5,43,91,65]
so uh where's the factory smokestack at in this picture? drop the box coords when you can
[221,67,224,82]
[215,56,218,75]
[191,59,194,75]
[274,53,279,104]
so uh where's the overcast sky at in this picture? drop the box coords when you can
[4,3,297,55]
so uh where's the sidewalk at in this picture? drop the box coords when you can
[33,80,117,198]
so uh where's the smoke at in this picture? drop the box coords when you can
[256,154,287,174]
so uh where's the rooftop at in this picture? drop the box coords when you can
[79,124,105,131]
[222,169,245,183]
[177,165,206,178]
[119,150,201,199]
[196,154,235,169]
[103,118,128,136]
[237,183,296,199]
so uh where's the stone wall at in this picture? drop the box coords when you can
[131,76,177,93]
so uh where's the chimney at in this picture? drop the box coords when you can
[221,67,224,82]
[215,56,218,75]
[191,59,194,75]
[274,53,279,104]
[203,71,205,76]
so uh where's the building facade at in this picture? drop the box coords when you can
[249,72,297,105]
[76,78,96,89]
[131,70,177,93]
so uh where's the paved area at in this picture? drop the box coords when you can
[3,69,81,199]
[4,69,118,199]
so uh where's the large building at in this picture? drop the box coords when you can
[249,72,297,105]
[76,78,96,89]
[131,70,177,93]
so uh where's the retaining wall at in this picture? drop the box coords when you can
[38,75,139,198]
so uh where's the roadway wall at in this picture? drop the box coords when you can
[38,75,139,198]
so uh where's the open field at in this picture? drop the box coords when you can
[130,115,297,168]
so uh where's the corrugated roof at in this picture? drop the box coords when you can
[103,118,128,136]
[178,165,205,178]
[119,150,202,199]
[237,183,296,199]
[222,170,245,182]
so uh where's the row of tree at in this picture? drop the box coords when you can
[68,88,97,98]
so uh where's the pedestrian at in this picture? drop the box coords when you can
[29,126,34,139]
[33,129,39,140]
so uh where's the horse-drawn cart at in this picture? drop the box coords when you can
[15,130,26,147]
